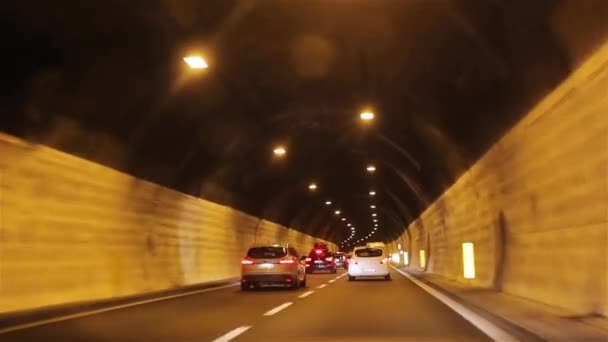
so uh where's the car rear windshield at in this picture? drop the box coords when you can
[314,243,328,249]
[309,249,329,257]
[355,248,383,257]
[247,247,287,259]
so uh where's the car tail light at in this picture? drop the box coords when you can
[241,259,254,265]
[380,258,389,264]
[305,264,310,267]
[325,257,333,262]
[279,258,295,264]
[315,249,323,255]
[305,257,312,262]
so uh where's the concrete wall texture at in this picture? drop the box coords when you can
[0,134,334,315]
[389,40,608,316]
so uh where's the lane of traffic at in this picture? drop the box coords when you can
[240,269,492,342]
[1,272,339,341]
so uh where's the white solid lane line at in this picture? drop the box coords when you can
[390,266,518,342]
[263,302,293,316]
[298,291,315,299]
[328,279,336,283]
[212,326,253,342]
[316,284,327,289]
[0,282,240,335]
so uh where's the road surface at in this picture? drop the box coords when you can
[2,270,493,341]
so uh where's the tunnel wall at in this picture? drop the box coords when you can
[390,40,608,315]
[0,134,334,315]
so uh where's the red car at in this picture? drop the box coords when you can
[304,244,337,273]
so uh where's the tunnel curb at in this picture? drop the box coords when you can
[0,278,240,332]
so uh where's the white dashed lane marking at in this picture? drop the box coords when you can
[263,302,293,316]
[316,284,327,289]
[298,291,315,298]
[212,326,252,342]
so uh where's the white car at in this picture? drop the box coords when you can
[348,246,391,281]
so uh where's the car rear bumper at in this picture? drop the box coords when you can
[348,266,390,277]
[306,263,335,272]
[241,273,296,284]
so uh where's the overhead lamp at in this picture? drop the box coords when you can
[183,56,208,69]
[372,213,377,217]
[366,165,376,173]
[369,191,376,196]
[370,205,376,209]
[373,219,378,222]
[334,210,341,215]
[273,146,286,156]
[347,223,352,227]
[341,218,346,221]
[325,200,332,205]
[308,183,317,191]
[360,111,374,121]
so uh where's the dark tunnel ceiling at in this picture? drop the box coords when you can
[1,0,575,244]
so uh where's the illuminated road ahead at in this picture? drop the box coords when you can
[2,270,500,342]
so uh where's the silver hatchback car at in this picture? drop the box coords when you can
[241,244,307,290]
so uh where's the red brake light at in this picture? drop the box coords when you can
[315,249,323,255]
[325,257,333,262]
[241,259,254,265]
[305,257,312,262]
[380,258,389,264]
[279,258,295,264]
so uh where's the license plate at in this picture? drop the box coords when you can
[365,268,376,272]
[259,263,274,269]
[314,260,323,264]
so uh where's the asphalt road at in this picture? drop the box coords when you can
[1,270,492,341]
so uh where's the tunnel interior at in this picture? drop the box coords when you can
[0,0,601,246]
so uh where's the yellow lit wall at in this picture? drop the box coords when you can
[0,134,334,315]
[392,40,608,315]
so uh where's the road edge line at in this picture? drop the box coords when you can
[391,265,519,342]
[0,282,240,335]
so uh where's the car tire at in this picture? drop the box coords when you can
[348,275,355,281]
[241,283,249,291]
[385,274,391,281]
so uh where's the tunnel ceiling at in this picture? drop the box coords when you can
[1,0,573,245]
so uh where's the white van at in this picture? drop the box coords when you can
[348,245,390,281]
